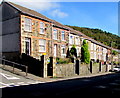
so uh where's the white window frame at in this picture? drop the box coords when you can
[76,47,80,56]
[39,39,46,52]
[75,37,80,45]
[94,44,96,51]
[40,22,44,34]
[69,35,74,44]
[91,43,93,50]
[61,31,65,41]
[24,17,32,32]
[53,29,58,40]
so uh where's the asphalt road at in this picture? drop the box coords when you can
[1,72,120,97]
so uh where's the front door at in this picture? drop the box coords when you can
[54,44,57,57]
[25,38,31,55]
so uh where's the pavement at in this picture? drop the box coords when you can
[0,68,45,88]
[0,64,113,86]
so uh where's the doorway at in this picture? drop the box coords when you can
[54,44,57,57]
[25,38,31,55]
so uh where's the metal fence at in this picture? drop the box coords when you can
[0,58,28,76]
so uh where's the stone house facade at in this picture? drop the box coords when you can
[69,33,81,57]
[0,1,119,63]
[20,14,53,59]
[51,21,70,58]
[0,1,70,60]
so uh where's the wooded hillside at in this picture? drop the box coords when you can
[67,25,120,49]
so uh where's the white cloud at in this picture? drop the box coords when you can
[51,9,68,18]
[5,0,60,11]
[0,0,68,18]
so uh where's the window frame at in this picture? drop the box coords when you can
[40,22,45,34]
[61,31,65,41]
[69,35,74,44]
[53,29,58,40]
[24,17,32,32]
[75,37,80,45]
[39,39,46,52]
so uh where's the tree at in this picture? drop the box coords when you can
[81,40,90,64]
[112,50,118,56]
[70,45,77,58]
[66,25,120,49]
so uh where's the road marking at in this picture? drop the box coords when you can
[0,86,7,88]
[27,81,37,84]
[8,83,15,86]
[0,82,16,88]
[17,82,24,84]
[0,82,10,86]
[0,73,20,80]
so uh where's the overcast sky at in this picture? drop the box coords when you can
[0,0,119,35]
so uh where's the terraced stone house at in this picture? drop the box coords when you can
[0,1,119,64]
[0,1,70,60]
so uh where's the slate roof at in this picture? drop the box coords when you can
[2,1,118,50]
[5,2,70,30]
[6,2,52,22]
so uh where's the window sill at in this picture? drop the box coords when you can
[39,51,46,53]
[61,40,66,42]
[53,39,58,41]
[24,30,32,33]
[39,33,45,35]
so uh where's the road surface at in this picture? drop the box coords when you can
[1,72,120,97]
[0,68,44,88]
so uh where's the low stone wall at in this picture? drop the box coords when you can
[54,62,111,77]
[79,63,109,75]
[79,64,90,75]
[92,63,100,74]
[56,63,75,77]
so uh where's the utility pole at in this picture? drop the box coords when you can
[111,42,113,70]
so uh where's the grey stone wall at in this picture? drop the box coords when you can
[56,63,75,77]
[92,63,100,74]
[79,64,90,75]
[55,62,109,77]
[79,63,108,75]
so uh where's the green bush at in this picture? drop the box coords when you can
[56,58,72,64]
[81,40,90,64]
[112,50,118,55]
[70,45,77,58]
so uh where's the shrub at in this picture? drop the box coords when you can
[56,58,72,64]
[70,45,77,58]
[81,40,90,64]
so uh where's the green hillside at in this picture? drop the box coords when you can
[66,25,120,49]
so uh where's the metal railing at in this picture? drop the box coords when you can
[0,58,28,76]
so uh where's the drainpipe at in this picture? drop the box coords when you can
[111,42,113,70]
[51,23,54,57]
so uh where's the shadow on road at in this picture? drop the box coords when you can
[2,72,120,97]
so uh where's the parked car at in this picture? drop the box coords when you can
[110,66,120,72]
